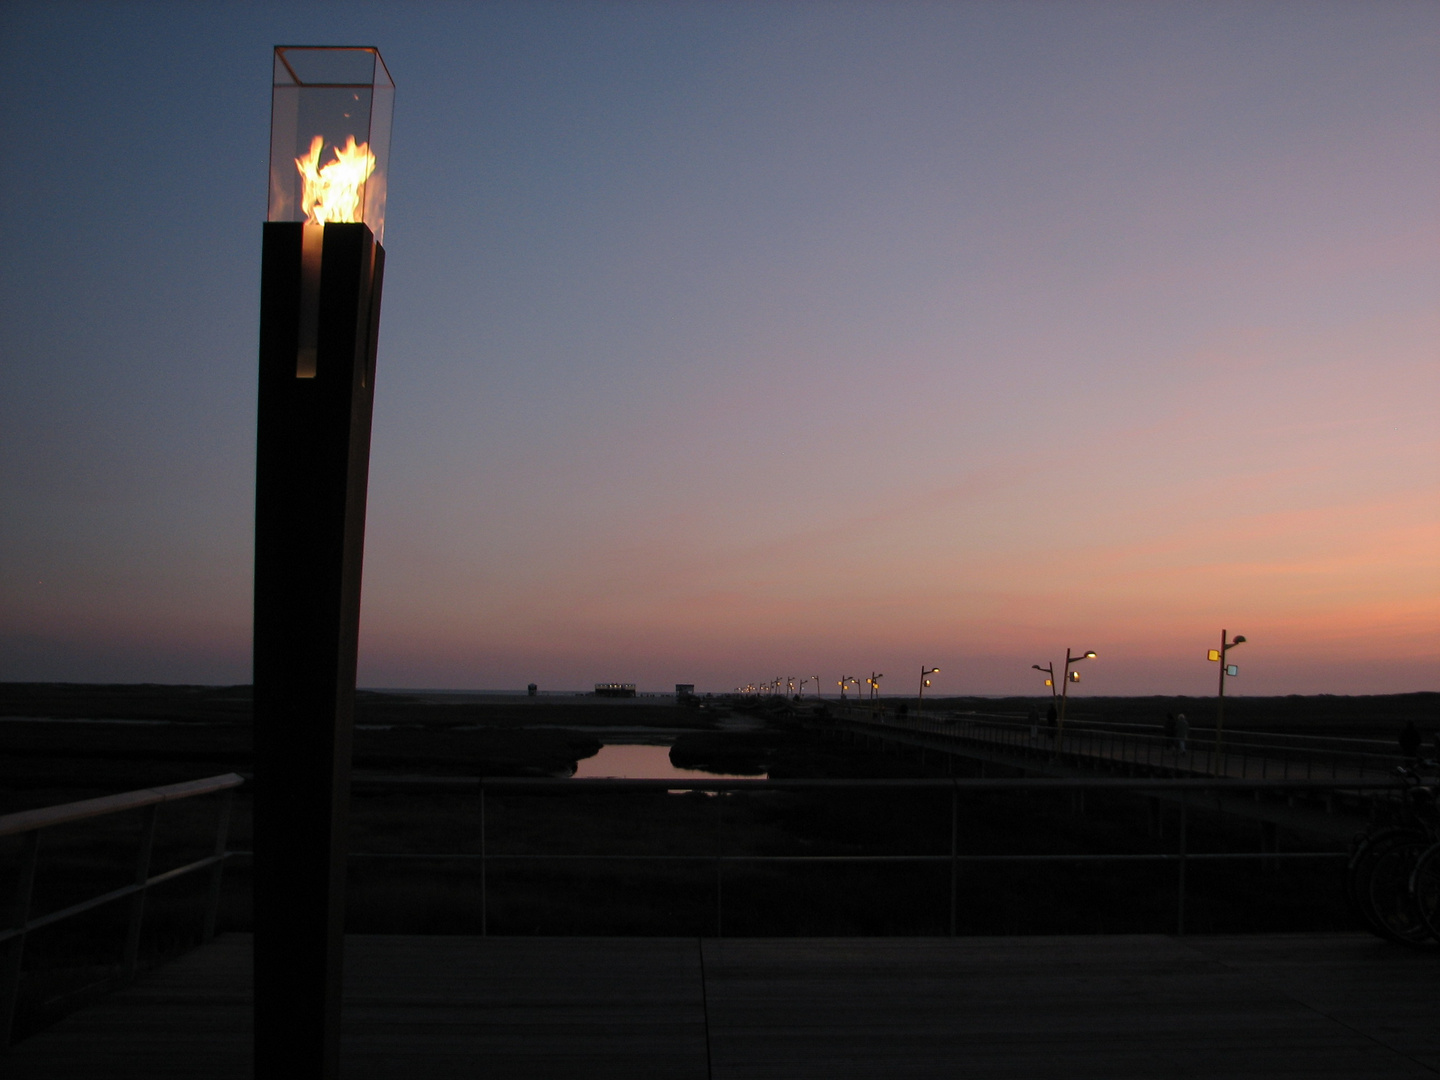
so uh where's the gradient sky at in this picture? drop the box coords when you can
[1,1,1437,696]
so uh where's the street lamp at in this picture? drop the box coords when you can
[1031,663,1058,708]
[1056,649,1096,750]
[918,666,939,717]
[1208,629,1246,772]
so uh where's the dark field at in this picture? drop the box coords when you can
[2,682,1434,1041]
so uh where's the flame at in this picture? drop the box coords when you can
[295,135,375,226]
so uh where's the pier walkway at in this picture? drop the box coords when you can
[6,932,1438,1078]
[833,709,1402,785]
[827,711,1408,843]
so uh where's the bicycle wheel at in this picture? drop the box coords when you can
[1348,829,1423,933]
[1365,838,1438,947]
[1410,841,1440,942]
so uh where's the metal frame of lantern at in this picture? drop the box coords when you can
[253,45,392,1080]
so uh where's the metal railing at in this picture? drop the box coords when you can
[344,775,1403,941]
[0,772,243,1048]
[3,769,1405,1044]
[836,709,1406,783]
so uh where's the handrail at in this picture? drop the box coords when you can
[334,773,1403,942]
[0,773,244,838]
[966,714,1399,750]
[831,705,1403,750]
[1,773,241,1049]
[840,710,1408,782]
[954,719,1396,761]
[351,775,1405,792]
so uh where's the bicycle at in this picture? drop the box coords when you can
[1346,764,1438,948]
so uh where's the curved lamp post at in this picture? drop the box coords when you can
[1031,663,1057,709]
[1056,649,1096,751]
[1208,630,1246,773]
[918,666,939,717]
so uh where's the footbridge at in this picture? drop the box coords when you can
[822,707,1408,843]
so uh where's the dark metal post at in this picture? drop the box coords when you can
[714,796,724,938]
[122,804,159,982]
[949,785,958,937]
[1176,793,1188,935]
[203,788,235,942]
[480,784,487,937]
[1214,629,1228,769]
[1,829,40,1049]
[253,221,385,1080]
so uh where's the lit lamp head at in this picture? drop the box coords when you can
[269,46,394,245]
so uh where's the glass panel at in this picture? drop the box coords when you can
[276,47,378,86]
[268,47,393,245]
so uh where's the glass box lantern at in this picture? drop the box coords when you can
[268,46,394,246]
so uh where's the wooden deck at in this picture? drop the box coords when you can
[6,933,1437,1078]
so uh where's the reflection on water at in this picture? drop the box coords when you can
[571,743,765,781]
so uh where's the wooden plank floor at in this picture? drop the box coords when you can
[5,933,1436,1078]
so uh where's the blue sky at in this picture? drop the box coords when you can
[2,1,1437,694]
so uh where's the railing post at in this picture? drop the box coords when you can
[714,795,724,938]
[949,784,958,937]
[480,783,487,937]
[1,829,40,1050]
[1176,792,1188,936]
[202,788,235,942]
[122,803,159,983]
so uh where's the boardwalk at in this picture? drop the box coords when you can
[6,933,1437,1078]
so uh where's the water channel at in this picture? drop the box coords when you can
[571,742,764,781]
